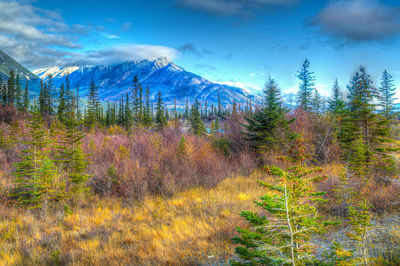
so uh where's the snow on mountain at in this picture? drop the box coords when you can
[33,66,80,79]
[34,58,259,106]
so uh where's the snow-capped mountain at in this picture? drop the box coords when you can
[33,58,259,106]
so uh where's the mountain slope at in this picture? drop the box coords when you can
[34,58,258,106]
[0,50,39,82]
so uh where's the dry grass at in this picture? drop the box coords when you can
[0,170,272,265]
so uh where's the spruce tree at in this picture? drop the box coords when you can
[328,79,345,115]
[233,138,330,265]
[7,70,15,106]
[296,59,315,111]
[155,91,167,130]
[12,108,63,211]
[243,76,296,151]
[57,83,67,124]
[378,70,398,121]
[339,66,395,178]
[311,88,323,114]
[190,99,206,136]
[23,83,29,112]
[57,104,90,200]
[15,75,22,111]
[86,79,99,129]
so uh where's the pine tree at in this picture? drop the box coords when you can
[378,70,398,121]
[184,98,189,120]
[347,200,373,265]
[23,83,29,112]
[233,138,330,265]
[243,76,296,151]
[296,59,315,111]
[15,75,22,111]
[12,108,63,211]
[57,83,67,124]
[86,79,99,129]
[7,70,15,106]
[143,87,153,127]
[131,75,140,125]
[311,88,323,114]
[124,93,132,130]
[190,99,206,136]
[155,91,167,130]
[339,66,395,178]
[328,79,345,115]
[217,92,222,117]
[57,105,90,201]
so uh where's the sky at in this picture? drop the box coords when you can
[1,0,400,97]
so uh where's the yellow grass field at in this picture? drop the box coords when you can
[0,170,274,265]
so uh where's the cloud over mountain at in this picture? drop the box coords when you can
[0,0,179,69]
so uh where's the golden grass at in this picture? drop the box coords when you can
[0,170,273,265]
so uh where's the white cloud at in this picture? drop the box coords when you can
[177,0,300,16]
[62,44,180,67]
[0,1,179,69]
[314,0,400,41]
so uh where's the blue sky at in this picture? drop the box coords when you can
[1,0,400,97]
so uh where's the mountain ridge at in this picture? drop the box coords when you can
[34,58,259,106]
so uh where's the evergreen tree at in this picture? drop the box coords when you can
[57,83,67,124]
[378,70,398,121]
[15,75,22,110]
[311,88,323,114]
[0,76,5,106]
[233,139,330,265]
[86,79,99,129]
[143,86,152,126]
[124,93,132,130]
[155,91,167,130]
[184,98,189,120]
[190,99,206,136]
[7,70,15,106]
[218,92,222,117]
[23,83,29,112]
[339,66,394,177]
[57,104,90,200]
[12,109,63,211]
[243,76,296,151]
[76,84,82,122]
[131,75,140,125]
[347,200,373,265]
[328,79,345,115]
[296,59,315,111]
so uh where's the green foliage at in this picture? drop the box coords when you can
[11,110,65,211]
[190,99,206,136]
[296,58,315,111]
[347,200,373,265]
[155,91,167,130]
[212,137,230,157]
[243,76,296,152]
[233,139,329,265]
[57,107,90,200]
[85,79,100,129]
[339,66,397,178]
[378,70,398,121]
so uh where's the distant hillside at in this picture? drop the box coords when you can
[34,58,260,106]
[0,50,39,86]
